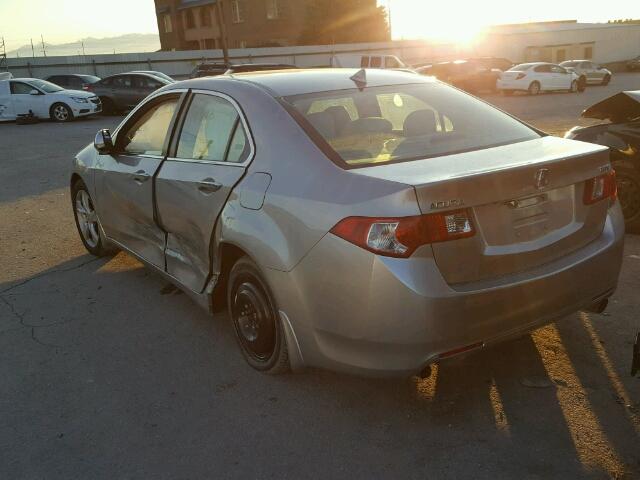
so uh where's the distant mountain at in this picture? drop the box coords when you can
[7,33,161,58]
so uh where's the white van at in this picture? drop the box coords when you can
[331,54,407,69]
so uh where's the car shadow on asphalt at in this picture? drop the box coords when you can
[2,253,638,478]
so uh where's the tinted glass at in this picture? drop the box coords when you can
[510,64,532,71]
[285,83,540,167]
[10,82,35,94]
[27,80,63,93]
[113,76,132,88]
[134,76,162,89]
[176,94,239,162]
[120,97,178,155]
[226,123,250,163]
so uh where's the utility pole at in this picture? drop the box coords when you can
[215,0,230,64]
[0,37,7,71]
[387,0,393,40]
[41,35,47,57]
[30,38,35,58]
[81,41,86,56]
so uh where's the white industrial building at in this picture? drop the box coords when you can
[474,20,640,64]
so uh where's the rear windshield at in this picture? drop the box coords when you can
[510,64,532,71]
[78,75,101,83]
[284,82,540,167]
[560,61,579,67]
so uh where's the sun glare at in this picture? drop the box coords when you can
[389,1,486,44]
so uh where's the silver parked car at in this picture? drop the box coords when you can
[71,69,624,376]
[560,60,612,86]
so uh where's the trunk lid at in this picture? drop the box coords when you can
[352,136,611,284]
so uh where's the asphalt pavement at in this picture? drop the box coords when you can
[1,74,639,479]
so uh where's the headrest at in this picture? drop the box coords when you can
[403,110,438,137]
[349,117,393,135]
[306,111,336,139]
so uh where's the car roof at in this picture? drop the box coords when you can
[196,68,431,97]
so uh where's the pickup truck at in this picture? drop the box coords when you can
[0,78,101,122]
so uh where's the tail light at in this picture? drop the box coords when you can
[330,209,475,258]
[583,170,617,205]
[83,84,92,91]
[515,73,526,80]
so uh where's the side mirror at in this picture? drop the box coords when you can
[94,129,114,154]
[29,89,40,95]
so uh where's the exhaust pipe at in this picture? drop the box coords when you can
[586,298,609,314]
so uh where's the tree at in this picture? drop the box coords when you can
[299,0,390,45]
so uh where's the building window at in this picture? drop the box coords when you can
[584,46,593,59]
[203,38,216,49]
[239,40,247,49]
[184,9,196,29]
[556,49,566,63]
[266,0,280,19]
[162,14,173,33]
[231,0,245,23]
[200,7,212,27]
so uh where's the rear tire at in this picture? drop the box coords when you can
[227,256,289,374]
[569,80,578,93]
[577,76,587,92]
[50,102,73,122]
[528,81,540,95]
[614,163,640,233]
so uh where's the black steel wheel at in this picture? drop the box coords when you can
[227,256,289,373]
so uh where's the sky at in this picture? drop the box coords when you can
[0,0,638,51]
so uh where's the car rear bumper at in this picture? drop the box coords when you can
[266,203,625,377]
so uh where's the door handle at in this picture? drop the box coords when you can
[198,178,222,194]
[132,170,151,184]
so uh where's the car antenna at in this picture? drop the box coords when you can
[350,69,367,90]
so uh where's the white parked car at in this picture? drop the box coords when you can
[0,78,101,122]
[497,62,581,95]
[559,60,612,86]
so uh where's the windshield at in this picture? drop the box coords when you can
[29,79,64,93]
[510,64,532,71]
[285,82,540,168]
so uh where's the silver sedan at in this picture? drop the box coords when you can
[71,69,624,376]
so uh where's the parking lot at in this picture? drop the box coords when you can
[1,73,639,479]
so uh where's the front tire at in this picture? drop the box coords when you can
[601,74,611,86]
[227,257,289,374]
[577,76,587,92]
[71,180,115,256]
[528,81,540,95]
[50,102,73,122]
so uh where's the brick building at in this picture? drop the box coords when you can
[154,0,316,51]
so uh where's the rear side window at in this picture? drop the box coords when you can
[511,64,531,72]
[285,82,540,168]
[534,65,551,73]
[119,97,178,155]
[176,94,242,162]
[113,76,132,87]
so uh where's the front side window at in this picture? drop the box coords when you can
[119,97,178,156]
[176,94,244,162]
[113,76,133,88]
[285,82,540,168]
[534,65,551,73]
[10,82,36,94]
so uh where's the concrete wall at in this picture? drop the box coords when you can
[4,22,640,80]
[3,40,464,80]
